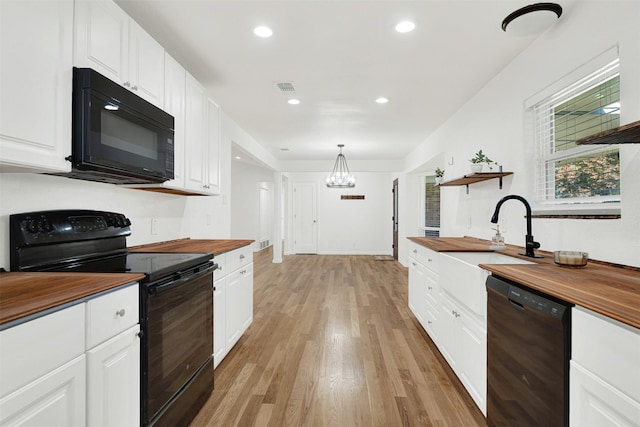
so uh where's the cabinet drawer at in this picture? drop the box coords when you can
[408,242,439,273]
[572,307,640,402]
[213,253,227,278]
[225,245,252,273]
[0,304,84,397]
[86,284,139,349]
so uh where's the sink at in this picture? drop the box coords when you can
[439,252,535,317]
[444,252,536,266]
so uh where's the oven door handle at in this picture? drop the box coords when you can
[148,263,217,295]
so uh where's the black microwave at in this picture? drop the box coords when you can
[61,67,174,184]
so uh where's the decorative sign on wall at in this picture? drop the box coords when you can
[341,195,365,200]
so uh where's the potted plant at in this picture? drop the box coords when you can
[435,167,445,184]
[469,150,493,173]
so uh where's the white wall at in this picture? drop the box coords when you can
[0,172,229,269]
[0,109,262,270]
[400,1,640,267]
[230,159,274,246]
[288,172,393,255]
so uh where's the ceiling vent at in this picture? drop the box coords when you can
[274,81,297,96]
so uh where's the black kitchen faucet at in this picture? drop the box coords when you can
[490,195,543,258]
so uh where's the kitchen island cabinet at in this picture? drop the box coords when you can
[0,0,73,174]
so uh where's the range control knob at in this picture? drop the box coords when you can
[124,217,131,226]
[25,220,38,234]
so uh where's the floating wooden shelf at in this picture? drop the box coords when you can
[575,119,640,145]
[438,172,513,194]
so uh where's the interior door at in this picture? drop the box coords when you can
[294,181,317,254]
[393,179,399,260]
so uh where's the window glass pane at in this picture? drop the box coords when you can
[553,149,620,198]
[424,176,440,236]
[554,76,620,152]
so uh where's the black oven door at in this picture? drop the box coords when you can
[73,68,174,183]
[141,264,214,426]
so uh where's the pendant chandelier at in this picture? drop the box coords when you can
[326,144,356,188]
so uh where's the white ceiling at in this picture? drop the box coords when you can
[115,0,569,162]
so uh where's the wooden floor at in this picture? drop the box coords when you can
[190,248,488,427]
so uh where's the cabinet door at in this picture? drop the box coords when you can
[225,270,243,350]
[571,361,640,427]
[205,97,221,194]
[239,263,254,331]
[86,325,140,427]
[408,260,426,325]
[0,0,72,173]
[213,277,226,368]
[437,295,459,370]
[128,20,164,107]
[0,356,85,427]
[163,53,186,189]
[458,310,487,415]
[184,73,207,193]
[74,0,129,85]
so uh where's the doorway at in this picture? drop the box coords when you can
[294,181,317,254]
[393,178,399,260]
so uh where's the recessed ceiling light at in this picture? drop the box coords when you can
[288,98,300,105]
[375,97,389,104]
[235,156,241,160]
[253,26,273,38]
[395,21,415,33]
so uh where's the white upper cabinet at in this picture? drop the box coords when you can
[74,0,164,107]
[0,0,73,173]
[184,73,221,195]
[162,53,187,190]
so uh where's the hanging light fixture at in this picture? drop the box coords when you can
[326,144,356,188]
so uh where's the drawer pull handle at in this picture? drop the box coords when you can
[116,309,126,317]
[428,286,433,290]
[412,249,417,254]
[239,254,245,259]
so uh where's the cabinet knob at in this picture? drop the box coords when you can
[137,330,144,338]
[131,85,138,91]
[428,286,433,290]
[427,258,432,262]
[116,309,126,317]
[412,262,417,267]
[412,249,417,254]
[239,254,245,259]
[123,81,131,87]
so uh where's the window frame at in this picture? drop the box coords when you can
[527,52,621,214]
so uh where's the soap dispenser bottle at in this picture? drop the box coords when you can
[490,225,506,250]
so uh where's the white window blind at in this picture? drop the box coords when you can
[532,59,620,204]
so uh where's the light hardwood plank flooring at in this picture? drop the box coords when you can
[190,248,488,427]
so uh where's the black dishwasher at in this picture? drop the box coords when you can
[486,275,571,427]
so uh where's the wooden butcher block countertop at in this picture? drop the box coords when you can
[129,238,254,255]
[0,272,145,328]
[408,236,640,329]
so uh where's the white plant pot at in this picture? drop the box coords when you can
[470,163,483,173]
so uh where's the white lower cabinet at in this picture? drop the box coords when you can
[0,283,140,427]
[0,354,86,427]
[570,306,640,427]
[213,246,254,368]
[407,243,488,416]
[86,325,140,427]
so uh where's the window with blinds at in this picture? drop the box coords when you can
[532,59,620,204]
[422,176,440,237]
